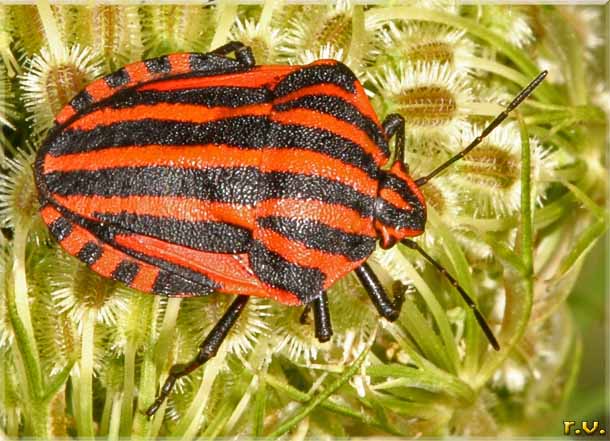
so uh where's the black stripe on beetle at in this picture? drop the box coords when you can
[375,199,426,231]
[77,241,103,265]
[104,69,131,88]
[248,240,324,303]
[70,91,94,113]
[44,167,376,217]
[153,269,213,296]
[112,260,140,285]
[381,174,420,205]
[144,56,171,74]
[49,216,73,241]
[94,212,252,253]
[47,117,379,179]
[188,53,244,74]
[274,64,356,97]
[109,86,272,109]
[273,94,388,155]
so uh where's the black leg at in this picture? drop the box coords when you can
[355,263,404,321]
[210,41,255,67]
[312,292,333,342]
[299,304,311,325]
[382,113,405,165]
[145,295,250,417]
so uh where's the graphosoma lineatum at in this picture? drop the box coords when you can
[34,41,546,416]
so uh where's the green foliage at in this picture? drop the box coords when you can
[0,2,607,438]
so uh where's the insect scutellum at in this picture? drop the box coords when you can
[375,71,548,352]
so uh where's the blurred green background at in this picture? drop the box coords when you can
[565,236,608,434]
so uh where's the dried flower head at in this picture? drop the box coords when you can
[62,5,143,71]
[476,5,534,49]
[281,2,352,58]
[378,22,476,72]
[8,5,45,56]
[230,18,282,64]
[368,61,473,137]
[19,45,103,135]
[49,251,129,332]
[141,5,214,55]
[0,66,18,130]
[29,247,77,375]
[280,0,373,70]
[449,122,552,216]
[177,295,271,361]
[0,149,38,231]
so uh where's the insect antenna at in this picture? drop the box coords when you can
[415,71,548,187]
[401,238,500,351]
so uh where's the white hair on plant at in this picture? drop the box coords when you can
[368,61,473,141]
[229,17,283,64]
[49,254,130,332]
[19,45,103,136]
[448,122,553,217]
[0,148,37,230]
[377,21,476,73]
[224,298,272,357]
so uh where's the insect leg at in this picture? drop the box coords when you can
[145,295,250,417]
[312,292,333,342]
[299,304,312,324]
[401,239,500,351]
[210,41,255,67]
[382,113,405,164]
[355,262,404,321]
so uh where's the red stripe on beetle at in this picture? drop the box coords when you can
[52,194,256,230]
[40,204,62,224]
[255,228,356,285]
[256,199,376,237]
[55,106,77,125]
[44,146,378,197]
[67,103,271,131]
[123,62,152,86]
[113,232,301,305]
[379,188,412,211]
[84,78,113,103]
[166,53,193,76]
[137,65,298,92]
[271,108,383,165]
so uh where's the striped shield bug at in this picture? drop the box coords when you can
[34,41,547,416]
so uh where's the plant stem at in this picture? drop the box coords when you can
[173,351,226,440]
[474,114,534,387]
[267,344,371,439]
[210,2,238,49]
[35,0,64,60]
[77,308,95,438]
[108,393,123,441]
[119,330,137,437]
[7,223,48,437]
